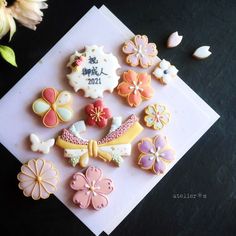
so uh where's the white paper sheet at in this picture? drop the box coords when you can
[0,5,219,235]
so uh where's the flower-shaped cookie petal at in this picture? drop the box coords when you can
[117,70,154,107]
[138,135,175,174]
[85,100,112,128]
[122,35,158,68]
[32,87,73,128]
[153,59,178,85]
[17,158,59,200]
[144,103,170,130]
[70,166,114,210]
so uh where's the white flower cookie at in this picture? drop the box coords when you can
[67,45,120,99]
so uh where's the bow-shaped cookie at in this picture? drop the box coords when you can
[56,115,143,167]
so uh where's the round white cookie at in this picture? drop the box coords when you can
[67,45,120,99]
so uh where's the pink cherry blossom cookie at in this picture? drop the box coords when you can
[17,158,59,200]
[138,135,175,174]
[122,35,158,68]
[70,166,114,210]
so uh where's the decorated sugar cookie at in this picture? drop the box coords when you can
[138,135,175,174]
[144,103,170,130]
[153,59,178,85]
[122,35,158,68]
[56,115,143,168]
[70,166,114,210]
[32,87,73,128]
[117,70,154,107]
[167,32,183,48]
[85,100,111,128]
[193,46,212,59]
[30,133,55,154]
[67,45,120,99]
[17,159,59,200]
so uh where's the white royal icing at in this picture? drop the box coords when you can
[193,46,212,59]
[30,134,55,154]
[67,45,120,99]
[69,121,87,140]
[167,31,183,48]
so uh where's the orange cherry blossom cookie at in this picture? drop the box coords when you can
[17,158,59,200]
[117,70,154,107]
[144,103,170,130]
[122,35,158,68]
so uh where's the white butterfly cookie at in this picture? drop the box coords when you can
[30,133,55,154]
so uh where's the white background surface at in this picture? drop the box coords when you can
[0,6,219,235]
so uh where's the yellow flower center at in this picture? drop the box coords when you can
[52,103,57,111]
[129,80,144,95]
[91,107,105,122]
[36,176,42,183]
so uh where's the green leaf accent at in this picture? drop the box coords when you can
[0,45,17,67]
[112,153,123,167]
[70,157,80,167]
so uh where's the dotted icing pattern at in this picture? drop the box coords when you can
[60,114,138,145]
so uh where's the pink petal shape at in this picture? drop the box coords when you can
[134,35,148,47]
[27,159,37,176]
[40,162,57,179]
[39,184,50,199]
[127,92,142,107]
[86,116,96,126]
[126,54,139,67]
[167,32,183,48]
[102,107,111,119]
[19,180,34,190]
[85,103,94,114]
[42,88,57,104]
[153,160,166,174]
[138,138,155,154]
[123,70,138,84]
[41,181,57,194]
[123,41,137,54]
[154,135,167,150]
[31,182,40,200]
[17,172,33,182]
[138,154,155,169]
[20,165,35,178]
[94,99,104,109]
[22,182,35,197]
[97,118,108,128]
[91,193,108,210]
[140,86,154,100]
[160,149,175,161]
[35,159,44,176]
[85,166,102,185]
[140,56,152,68]
[73,189,92,208]
[70,173,87,191]
[117,82,132,96]
[138,73,151,85]
[96,178,114,195]
[146,43,158,56]
[42,109,59,128]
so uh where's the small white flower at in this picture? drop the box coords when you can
[153,59,178,85]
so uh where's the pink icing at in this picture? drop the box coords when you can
[60,114,138,145]
[42,87,56,104]
[70,166,114,210]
